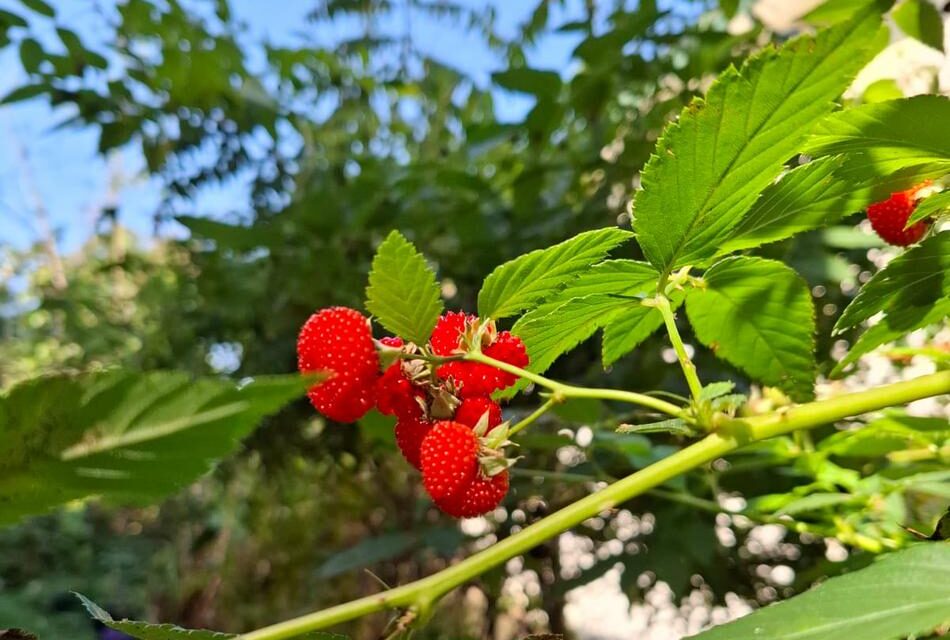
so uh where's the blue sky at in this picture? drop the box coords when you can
[0,0,593,253]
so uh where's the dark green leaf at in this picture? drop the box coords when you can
[492,68,561,98]
[77,593,351,639]
[18,38,44,73]
[316,532,415,578]
[176,215,279,252]
[687,544,950,640]
[633,11,885,272]
[0,9,28,28]
[892,0,944,51]
[18,0,54,17]
[365,230,443,344]
[0,83,47,104]
[477,227,632,320]
[686,257,815,401]
[0,371,308,527]
[834,232,950,333]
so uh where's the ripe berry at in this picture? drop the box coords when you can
[455,470,509,519]
[297,307,379,423]
[482,331,529,388]
[429,311,475,356]
[419,421,480,502]
[454,397,502,430]
[867,186,929,246]
[395,415,433,469]
[376,362,424,420]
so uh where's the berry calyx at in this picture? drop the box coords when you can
[297,307,379,423]
[867,184,930,246]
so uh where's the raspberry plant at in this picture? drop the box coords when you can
[1,3,949,639]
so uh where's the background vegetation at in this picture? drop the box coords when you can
[0,1,947,638]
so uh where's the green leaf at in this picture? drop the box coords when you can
[0,371,308,527]
[687,544,950,640]
[365,230,443,344]
[819,414,949,457]
[892,0,944,51]
[699,381,735,401]
[477,227,633,319]
[632,11,885,273]
[686,257,815,401]
[176,215,280,252]
[803,0,878,25]
[718,157,944,254]
[862,78,903,103]
[77,594,346,640]
[492,68,561,98]
[18,0,54,17]
[18,37,43,72]
[830,298,950,377]
[805,96,950,177]
[908,189,950,226]
[512,294,633,378]
[777,492,856,515]
[0,9,28,28]
[600,290,683,367]
[834,232,950,334]
[0,83,47,104]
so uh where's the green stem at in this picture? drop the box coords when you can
[654,295,703,402]
[508,398,557,438]
[465,351,684,418]
[238,370,950,640]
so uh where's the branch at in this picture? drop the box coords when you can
[238,370,950,640]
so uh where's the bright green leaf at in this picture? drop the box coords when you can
[719,157,944,254]
[477,227,633,319]
[600,290,682,367]
[365,230,443,344]
[777,492,856,515]
[892,0,944,51]
[803,0,878,25]
[830,298,950,377]
[686,257,816,401]
[0,371,308,527]
[699,381,735,401]
[908,189,950,226]
[687,544,950,640]
[616,418,692,435]
[862,78,903,103]
[834,232,950,333]
[806,96,950,178]
[632,11,885,273]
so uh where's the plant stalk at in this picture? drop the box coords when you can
[238,370,950,640]
[654,294,704,402]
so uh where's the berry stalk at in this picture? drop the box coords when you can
[463,351,686,418]
[238,370,950,640]
[653,294,704,403]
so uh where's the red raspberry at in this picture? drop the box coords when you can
[454,470,509,518]
[867,186,929,246]
[379,336,404,348]
[429,311,474,356]
[419,420,511,518]
[454,397,502,430]
[395,415,433,469]
[376,362,424,420]
[482,331,528,388]
[297,307,379,423]
[420,421,480,503]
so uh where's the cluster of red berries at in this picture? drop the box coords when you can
[297,307,528,518]
[866,182,931,246]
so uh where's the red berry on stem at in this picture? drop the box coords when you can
[456,470,509,518]
[395,415,433,469]
[429,311,474,356]
[297,306,379,423]
[867,185,930,247]
[376,362,424,420]
[483,331,528,389]
[454,396,502,430]
[420,421,480,503]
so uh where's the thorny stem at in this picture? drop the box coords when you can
[238,370,950,640]
[465,351,685,418]
[654,294,704,403]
